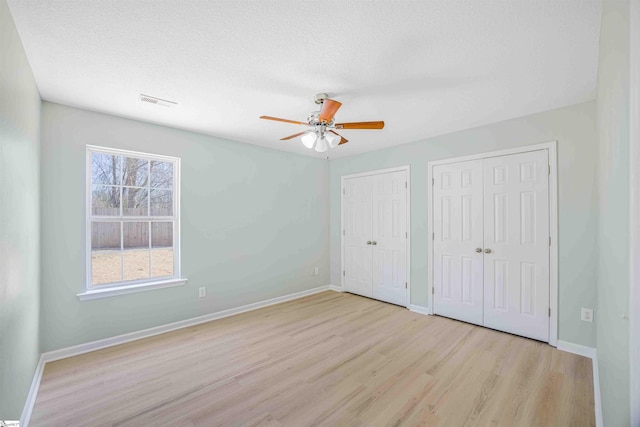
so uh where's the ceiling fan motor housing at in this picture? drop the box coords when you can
[314,93,329,104]
[308,111,334,127]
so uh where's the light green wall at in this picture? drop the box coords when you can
[0,0,41,418]
[596,1,631,426]
[630,1,640,423]
[40,102,329,352]
[330,101,598,347]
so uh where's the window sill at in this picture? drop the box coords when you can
[77,278,188,301]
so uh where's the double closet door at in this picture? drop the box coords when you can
[343,169,408,307]
[433,150,550,342]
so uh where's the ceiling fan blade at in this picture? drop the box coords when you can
[329,130,349,145]
[260,116,309,126]
[319,99,342,123]
[335,121,385,130]
[280,131,306,141]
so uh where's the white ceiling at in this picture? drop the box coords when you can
[7,1,602,159]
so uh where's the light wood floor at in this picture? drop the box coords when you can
[31,291,594,426]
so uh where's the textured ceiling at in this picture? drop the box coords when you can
[7,1,602,159]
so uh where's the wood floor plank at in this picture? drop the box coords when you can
[29,292,594,426]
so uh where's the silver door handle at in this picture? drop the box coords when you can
[367,241,372,245]
[372,241,377,245]
[475,248,482,253]
[484,248,492,254]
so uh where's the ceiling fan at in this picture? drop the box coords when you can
[259,93,384,153]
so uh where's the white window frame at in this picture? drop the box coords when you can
[78,145,186,301]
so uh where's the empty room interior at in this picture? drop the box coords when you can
[1,1,639,426]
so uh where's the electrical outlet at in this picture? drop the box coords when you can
[581,308,593,323]
[198,287,206,298]
[313,267,319,276]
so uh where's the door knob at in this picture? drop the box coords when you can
[367,241,372,245]
[475,248,482,253]
[372,241,377,245]
[484,248,492,254]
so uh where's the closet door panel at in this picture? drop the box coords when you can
[372,171,408,306]
[343,176,373,298]
[482,150,550,341]
[433,160,484,325]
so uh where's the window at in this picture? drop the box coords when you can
[82,146,184,299]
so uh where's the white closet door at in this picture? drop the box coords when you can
[343,176,373,297]
[433,160,485,325]
[483,150,550,341]
[372,171,408,306]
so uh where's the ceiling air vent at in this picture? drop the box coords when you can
[139,94,177,107]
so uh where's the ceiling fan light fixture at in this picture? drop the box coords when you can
[314,136,328,153]
[325,131,340,148]
[301,131,317,149]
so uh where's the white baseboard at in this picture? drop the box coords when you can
[20,284,338,426]
[591,352,602,427]
[556,340,602,427]
[556,340,596,358]
[409,304,430,315]
[19,354,45,427]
